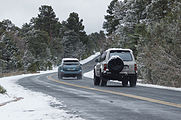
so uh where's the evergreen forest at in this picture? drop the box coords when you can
[1,0,181,87]
[0,5,106,74]
[103,0,181,87]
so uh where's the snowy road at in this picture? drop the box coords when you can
[17,57,181,120]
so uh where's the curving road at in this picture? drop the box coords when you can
[18,58,181,120]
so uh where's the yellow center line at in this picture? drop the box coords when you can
[48,74,181,109]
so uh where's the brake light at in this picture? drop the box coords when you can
[134,64,137,71]
[104,64,107,71]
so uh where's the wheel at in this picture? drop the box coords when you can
[122,80,128,87]
[58,72,63,79]
[58,72,61,79]
[100,79,107,86]
[77,75,82,79]
[100,72,107,86]
[129,76,137,87]
[60,75,63,79]
[94,71,100,86]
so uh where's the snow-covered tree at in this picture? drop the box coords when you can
[103,0,120,35]
[50,37,63,64]
[61,12,88,59]
[62,30,85,59]
[0,20,23,74]
[0,34,22,73]
[136,0,181,87]
[64,12,88,45]
[88,31,106,52]
[103,0,181,87]
[0,19,19,33]
[31,5,61,40]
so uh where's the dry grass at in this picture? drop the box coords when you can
[0,71,39,78]
[0,71,40,94]
[0,71,25,78]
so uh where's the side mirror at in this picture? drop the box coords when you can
[95,59,99,62]
[57,61,62,66]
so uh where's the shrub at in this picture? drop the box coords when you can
[0,85,6,94]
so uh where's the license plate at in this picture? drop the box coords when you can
[68,68,75,70]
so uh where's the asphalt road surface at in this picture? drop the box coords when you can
[18,58,181,120]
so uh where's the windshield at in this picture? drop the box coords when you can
[109,50,133,61]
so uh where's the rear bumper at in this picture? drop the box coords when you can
[102,71,137,81]
[60,70,82,77]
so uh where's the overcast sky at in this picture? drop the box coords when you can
[0,0,112,34]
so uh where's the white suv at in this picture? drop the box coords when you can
[94,48,137,87]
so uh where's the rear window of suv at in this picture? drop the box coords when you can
[109,50,133,61]
[63,60,79,65]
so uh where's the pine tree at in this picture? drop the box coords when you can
[62,30,85,59]
[24,29,52,71]
[64,12,88,45]
[27,30,49,59]
[61,12,88,59]
[65,12,84,33]
[145,0,174,23]
[103,0,119,35]
[0,20,23,73]
[31,5,61,41]
[50,37,63,64]
[0,33,21,73]
[88,31,106,52]
[0,19,19,33]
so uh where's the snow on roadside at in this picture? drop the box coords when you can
[83,70,181,92]
[137,83,181,91]
[80,52,100,64]
[0,72,84,120]
[83,70,94,79]
[0,52,101,120]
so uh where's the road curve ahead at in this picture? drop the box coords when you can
[18,59,181,120]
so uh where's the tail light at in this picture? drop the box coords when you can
[104,64,107,71]
[134,64,137,72]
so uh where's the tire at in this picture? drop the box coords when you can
[100,73,107,86]
[58,72,61,79]
[100,79,107,86]
[94,77,100,86]
[108,56,124,73]
[129,75,137,87]
[77,75,82,79]
[60,75,63,79]
[59,72,63,79]
[122,80,128,87]
[94,71,100,86]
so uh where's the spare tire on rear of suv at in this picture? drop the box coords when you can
[108,56,124,73]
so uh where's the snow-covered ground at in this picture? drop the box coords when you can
[83,70,181,92]
[1,51,180,120]
[80,52,100,64]
[0,52,100,120]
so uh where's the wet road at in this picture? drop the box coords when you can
[18,59,181,120]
